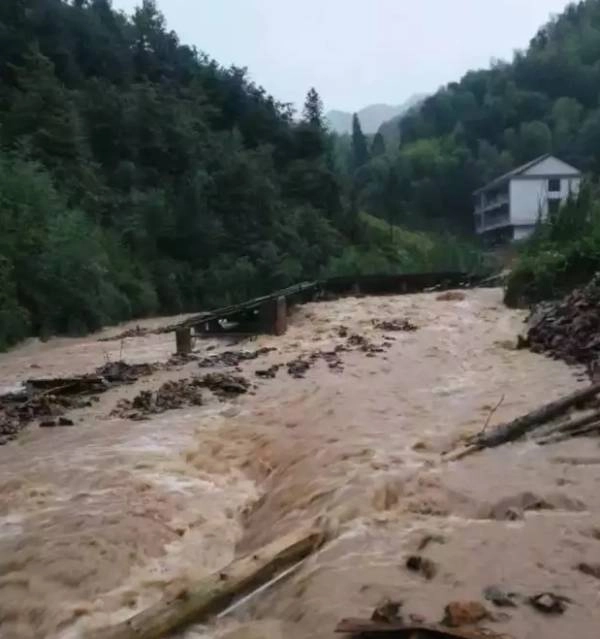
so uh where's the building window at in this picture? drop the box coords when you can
[548,178,561,192]
[548,199,561,216]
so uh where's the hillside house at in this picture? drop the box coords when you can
[473,154,581,243]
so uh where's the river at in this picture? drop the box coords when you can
[1,288,600,639]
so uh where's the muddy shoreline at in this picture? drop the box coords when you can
[1,289,600,639]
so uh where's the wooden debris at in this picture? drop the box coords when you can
[335,618,507,639]
[112,379,204,420]
[197,348,276,369]
[537,420,600,445]
[0,360,159,443]
[576,562,600,580]
[87,527,325,639]
[255,364,282,379]
[436,291,466,302]
[25,375,108,396]
[197,372,251,398]
[525,274,600,371]
[447,383,600,459]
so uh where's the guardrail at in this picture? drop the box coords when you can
[170,272,480,353]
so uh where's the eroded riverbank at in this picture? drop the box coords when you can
[1,289,599,639]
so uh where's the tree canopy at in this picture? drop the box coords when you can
[350,0,600,233]
[0,0,479,349]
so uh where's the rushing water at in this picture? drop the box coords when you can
[1,289,600,639]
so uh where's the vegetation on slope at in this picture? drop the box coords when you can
[505,184,600,306]
[0,0,481,349]
[347,0,600,234]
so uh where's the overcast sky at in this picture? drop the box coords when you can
[112,0,572,112]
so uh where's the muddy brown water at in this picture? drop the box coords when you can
[1,289,600,639]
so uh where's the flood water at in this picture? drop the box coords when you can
[1,288,600,639]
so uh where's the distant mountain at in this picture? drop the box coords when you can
[377,95,426,145]
[326,95,425,135]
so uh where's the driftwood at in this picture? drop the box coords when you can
[537,421,600,445]
[445,383,600,461]
[87,527,325,639]
[25,376,109,396]
[336,618,507,639]
[536,410,600,439]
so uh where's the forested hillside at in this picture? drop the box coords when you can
[353,0,600,233]
[0,0,480,349]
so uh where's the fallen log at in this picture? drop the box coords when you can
[535,410,600,439]
[26,376,108,396]
[445,383,600,461]
[537,421,600,446]
[87,527,325,639]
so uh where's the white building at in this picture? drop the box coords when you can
[473,154,582,242]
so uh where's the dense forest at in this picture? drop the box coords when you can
[7,0,600,348]
[0,0,481,349]
[349,0,600,234]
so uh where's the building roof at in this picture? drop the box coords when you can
[473,154,579,195]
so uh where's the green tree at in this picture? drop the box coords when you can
[371,132,386,157]
[351,113,369,170]
[302,87,324,128]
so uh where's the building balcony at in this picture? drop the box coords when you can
[475,202,510,234]
[475,194,509,214]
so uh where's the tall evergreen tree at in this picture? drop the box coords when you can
[302,87,324,128]
[351,113,369,170]
[371,132,386,157]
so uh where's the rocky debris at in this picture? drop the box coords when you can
[0,360,159,441]
[285,333,392,379]
[371,598,403,624]
[168,352,199,366]
[576,562,600,580]
[442,601,490,627]
[197,348,276,369]
[112,378,205,419]
[347,333,369,348]
[337,325,349,338]
[346,333,389,355]
[287,358,312,379]
[1,387,98,443]
[197,372,251,398]
[255,365,282,379]
[374,319,418,332]
[523,274,600,372]
[405,555,438,580]
[529,592,570,615]
[96,360,158,384]
[98,325,151,342]
[0,414,21,445]
[483,586,519,608]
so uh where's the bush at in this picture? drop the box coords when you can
[505,184,600,307]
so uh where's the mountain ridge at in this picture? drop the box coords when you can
[326,95,425,135]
